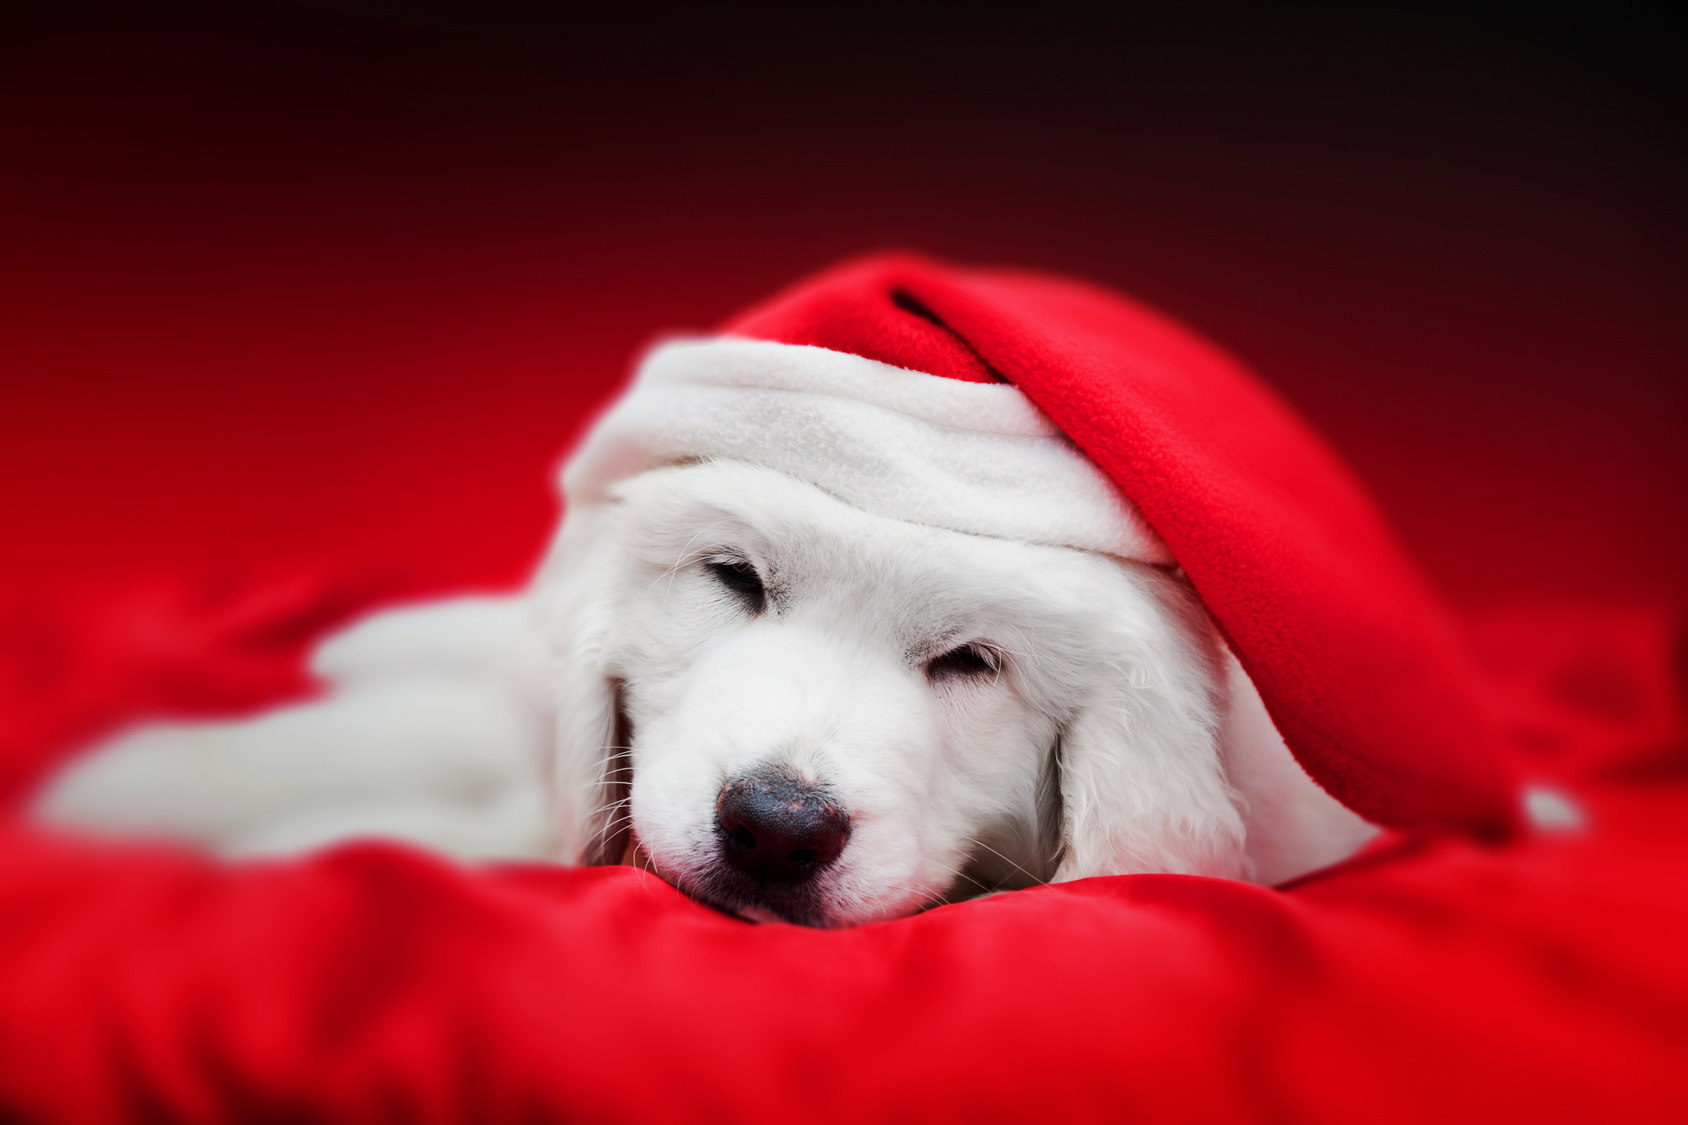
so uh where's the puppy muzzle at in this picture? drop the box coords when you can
[698,766,850,925]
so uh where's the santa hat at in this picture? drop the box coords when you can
[564,253,1517,834]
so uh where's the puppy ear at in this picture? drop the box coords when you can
[1217,645,1378,885]
[591,684,636,866]
[1052,568,1250,882]
[537,505,636,866]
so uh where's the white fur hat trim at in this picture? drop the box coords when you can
[561,337,1172,564]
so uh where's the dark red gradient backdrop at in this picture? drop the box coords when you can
[1,15,1686,1119]
[2,8,1683,613]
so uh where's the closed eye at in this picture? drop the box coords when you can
[926,643,1002,683]
[705,555,766,613]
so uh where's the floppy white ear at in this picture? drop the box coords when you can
[1051,570,1250,882]
[1216,646,1378,885]
[535,504,635,866]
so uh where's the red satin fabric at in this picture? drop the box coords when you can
[2,260,1684,1121]
[1,629,1683,1121]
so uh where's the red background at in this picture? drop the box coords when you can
[2,7,1682,646]
[1,14,1685,1119]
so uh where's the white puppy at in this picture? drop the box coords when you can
[552,460,1277,925]
[36,341,1374,927]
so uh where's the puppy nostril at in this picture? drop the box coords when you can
[715,769,850,885]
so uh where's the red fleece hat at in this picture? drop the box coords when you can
[724,252,1517,834]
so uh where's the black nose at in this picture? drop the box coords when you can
[716,769,850,884]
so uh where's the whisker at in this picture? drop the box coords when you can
[900,822,999,905]
[962,835,1049,887]
[652,518,741,601]
[1001,622,1049,678]
[915,853,994,905]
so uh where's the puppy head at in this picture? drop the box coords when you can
[539,460,1245,926]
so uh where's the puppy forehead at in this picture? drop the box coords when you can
[611,461,1136,622]
[617,462,947,568]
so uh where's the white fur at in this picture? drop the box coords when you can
[566,338,1173,564]
[35,338,1375,923]
[37,461,1371,922]
[37,598,555,860]
[1217,650,1379,885]
[541,462,1250,923]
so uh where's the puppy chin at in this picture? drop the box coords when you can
[640,824,840,927]
[617,833,816,925]
[613,831,768,921]
[630,825,934,928]
[685,869,931,929]
[688,865,835,928]
[701,853,949,929]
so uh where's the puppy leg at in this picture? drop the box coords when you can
[33,596,555,861]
